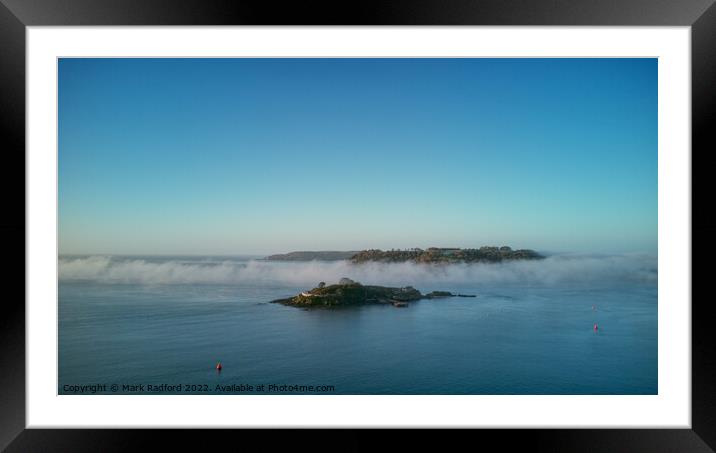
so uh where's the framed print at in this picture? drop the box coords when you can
[2,0,713,450]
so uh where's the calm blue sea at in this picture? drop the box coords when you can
[58,255,657,395]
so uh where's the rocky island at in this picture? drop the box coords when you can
[271,278,476,308]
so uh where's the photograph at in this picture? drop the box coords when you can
[57,57,658,396]
[2,0,709,446]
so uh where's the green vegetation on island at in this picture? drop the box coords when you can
[350,246,543,263]
[265,247,543,263]
[270,278,475,308]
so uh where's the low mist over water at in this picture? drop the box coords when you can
[59,255,657,395]
[59,254,656,286]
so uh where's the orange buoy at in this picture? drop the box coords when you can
[216,362,222,371]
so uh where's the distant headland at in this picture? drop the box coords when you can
[266,251,359,261]
[266,247,543,263]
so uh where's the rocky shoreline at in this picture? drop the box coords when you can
[270,278,476,308]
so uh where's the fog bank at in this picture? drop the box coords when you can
[59,254,657,287]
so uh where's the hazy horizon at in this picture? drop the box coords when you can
[56,247,657,259]
[59,58,657,256]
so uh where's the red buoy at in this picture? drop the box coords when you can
[593,323,598,331]
[216,362,222,371]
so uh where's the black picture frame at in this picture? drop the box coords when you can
[1,0,712,451]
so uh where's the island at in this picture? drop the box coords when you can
[350,247,544,263]
[270,278,476,308]
[265,247,543,263]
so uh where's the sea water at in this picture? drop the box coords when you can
[58,255,657,394]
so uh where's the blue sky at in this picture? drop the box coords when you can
[58,58,657,255]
